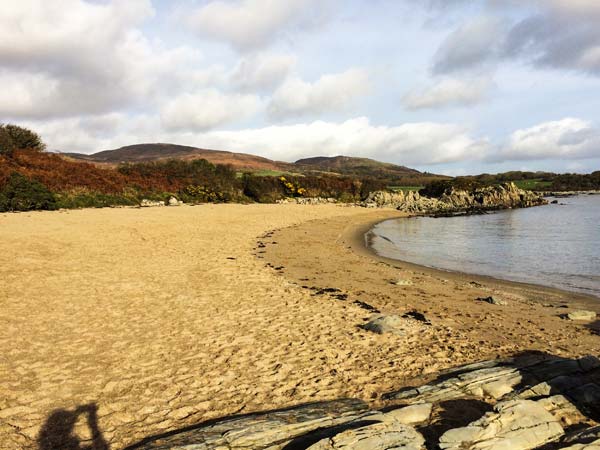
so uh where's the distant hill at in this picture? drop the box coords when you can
[63,143,446,185]
[295,155,421,178]
[64,143,294,172]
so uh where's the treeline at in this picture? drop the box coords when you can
[422,171,600,194]
[546,172,600,191]
[0,125,385,212]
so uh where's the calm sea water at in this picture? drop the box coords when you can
[368,195,600,297]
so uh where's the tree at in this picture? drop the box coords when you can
[0,124,46,154]
[0,127,15,155]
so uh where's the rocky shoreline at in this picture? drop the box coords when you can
[362,182,547,214]
[129,353,600,450]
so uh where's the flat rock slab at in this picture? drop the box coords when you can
[307,413,426,450]
[567,310,597,321]
[439,399,564,450]
[130,399,369,450]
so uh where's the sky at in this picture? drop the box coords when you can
[1,0,600,175]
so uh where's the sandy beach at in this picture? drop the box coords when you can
[1,204,599,449]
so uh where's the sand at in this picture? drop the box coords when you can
[1,204,598,449]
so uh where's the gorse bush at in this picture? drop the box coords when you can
[0,124,46,155]
[241,173,385,203]
[0,172,57,212]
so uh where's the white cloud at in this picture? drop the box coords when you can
[230,53,296,91]
[267,68,370,120]
[403,77,493,110]
[160,90,262,131]
[0,0,215,118]
[186,0,328,51]
[497,118,600,161]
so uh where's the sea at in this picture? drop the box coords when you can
[368,194,600,298]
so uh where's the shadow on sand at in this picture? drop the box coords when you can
[38,403,109,450]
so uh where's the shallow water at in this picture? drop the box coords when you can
[368,194,600,297]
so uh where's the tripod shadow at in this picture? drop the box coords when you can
[38,403,109,450]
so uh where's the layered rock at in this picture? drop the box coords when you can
[130,353,600,450]
[363,182,547,214]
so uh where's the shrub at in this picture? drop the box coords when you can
[0,128,15,155]
[180,185,232,203]
[0,124,46,153]
[53,188,141,209]
[242,174,285,203]
[0,172,57,212]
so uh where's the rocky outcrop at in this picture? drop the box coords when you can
[130,353,600,450]
[277,197,338,205]
[140,199,165,207]
[363,182,547,214]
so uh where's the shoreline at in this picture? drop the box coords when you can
[348,213,599,304]
[264,206,600,385]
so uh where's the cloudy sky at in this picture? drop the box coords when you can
[2,0,600,175]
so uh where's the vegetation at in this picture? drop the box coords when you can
[419,178,486,197]
[547,171,600,191]
[513,179,553,190]
[0,124,46,155]
[421,171,600,196]
[1,125,598,213]
[0,126,387,210]
[0,172,57,212]
[388,185,424,192]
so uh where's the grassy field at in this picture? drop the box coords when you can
[512,179,552,190]
[388,185,424,192]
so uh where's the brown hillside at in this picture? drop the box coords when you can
[0,150,219,194]
[65,143,294,172]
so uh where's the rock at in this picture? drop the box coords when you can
[559,425,600,448]
[386,364,524,402]
[551,199,559,204]
[140,199,165,207]
[168,196,182,206]
[566,310,597,321]
[361,182,547,214]
[385,354,600,405]
[385,403,432,425]
[538,395,590,428]
[477,296,508,306]
[307,414,426,449]
[130,354,600,450]
[132,399,370,449]
[393,279,414,286]
[277,197,338,205]
[362,315,423,336]
[438,399,564,450]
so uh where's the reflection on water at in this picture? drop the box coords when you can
[369,195,600,297]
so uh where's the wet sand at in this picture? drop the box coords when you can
[1,204,598,449]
